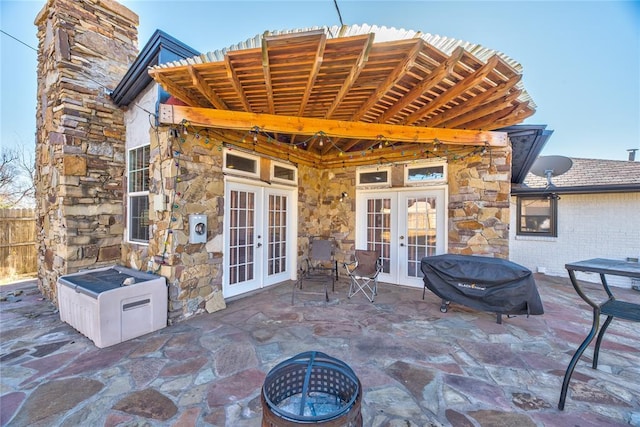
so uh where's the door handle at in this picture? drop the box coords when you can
[400,243,405,247]
[257,243,262,248]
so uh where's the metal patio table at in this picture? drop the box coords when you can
[558,258,640,410]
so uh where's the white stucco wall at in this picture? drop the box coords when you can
[122,83,158,255]
[509,192,640,288]
[124,83,158,150]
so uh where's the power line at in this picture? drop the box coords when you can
[333,0,344,27]
[0,28,156,119]
[0,29,37,51]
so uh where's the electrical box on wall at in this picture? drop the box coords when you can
[153,194,167,211]
[189,214,207,244]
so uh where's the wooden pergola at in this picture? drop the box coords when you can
[150,25,535,168]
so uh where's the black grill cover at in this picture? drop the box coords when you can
[421,254,544,316]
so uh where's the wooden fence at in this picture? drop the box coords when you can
[0,208,37,280]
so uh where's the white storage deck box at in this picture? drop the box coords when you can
[57,265,167,348]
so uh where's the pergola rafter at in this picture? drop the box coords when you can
[149,25,536,168]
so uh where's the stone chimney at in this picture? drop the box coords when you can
[34,0,139,300]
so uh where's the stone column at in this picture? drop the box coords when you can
[34,0,138,299]
[448,147,512,258]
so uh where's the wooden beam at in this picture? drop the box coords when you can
[337,137,366,154]
[188,66,228,109]
[325,33,375,119]
[301,35,328,152]
[424,75,522,127]
[211,129,320,166]
[206,126,490,170]
[375,46,465,124]
[296,33,326,116]
[457,103,520,130]
[349,38,423,122]
[403,55,501,125]
[322,38,424,156]
[490,105,536,129]
[159,104,508,146]
[151,72,204,107]
[224,54,252,112]
[438,88,522,129]
[320,144,444,169]
[261,32,276,114]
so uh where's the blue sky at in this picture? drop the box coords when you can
[1,1,639,161]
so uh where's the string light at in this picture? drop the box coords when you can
[175,118,494,170]
[154,120,496,270]
[178,121,491,167]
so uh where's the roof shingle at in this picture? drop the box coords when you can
[523,157,640,188]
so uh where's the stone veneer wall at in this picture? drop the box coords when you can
[132,124,510,321]
[146,127,226,323]
[295,147,512,264]
[448,147,511,258]
[297,165,355,266]
[34,0,138,299]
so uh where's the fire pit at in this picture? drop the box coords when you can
[261,351,362,426]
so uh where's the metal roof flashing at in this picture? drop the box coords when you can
[500,125,553,184]
[110,29,200,107]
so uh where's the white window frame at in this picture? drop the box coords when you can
[404,160,447,186]
[127,144,150,244]
[356,166,392,188]
[270,160,297,185]
[223,148,260,178]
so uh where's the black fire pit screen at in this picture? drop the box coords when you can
[261,351,362,426]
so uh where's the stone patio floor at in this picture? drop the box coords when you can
[1,273,639,426]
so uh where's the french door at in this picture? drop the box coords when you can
[223,180,296,298]
[356,188,446,288]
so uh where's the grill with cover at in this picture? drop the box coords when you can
[421,254,544,323]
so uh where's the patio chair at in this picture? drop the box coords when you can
[292,237,338,304]
[306,237,338,288]
[344,249,382,302]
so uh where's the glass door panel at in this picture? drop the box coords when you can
[365,197,392,274]
[267,193,287,276]
[357,189,445,288]
[228,188,256,289]
[224,181,295,298]
[404,196,437,279]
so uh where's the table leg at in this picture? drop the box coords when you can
[558,307,601,410]
[592,315,613,369]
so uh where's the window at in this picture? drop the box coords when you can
[128,145,150,243]
[223,149,259,178]
[517,196,557,237]
[357,167,391,187]
[271,161,297,185]
[404,161,446,185]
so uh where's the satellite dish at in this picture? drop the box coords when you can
[530,155,572,187]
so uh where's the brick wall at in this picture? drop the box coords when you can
[509,192,640,288]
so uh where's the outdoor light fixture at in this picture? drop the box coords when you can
[340,191,348,202]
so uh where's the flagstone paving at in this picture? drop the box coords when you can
[1,274,638,426]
